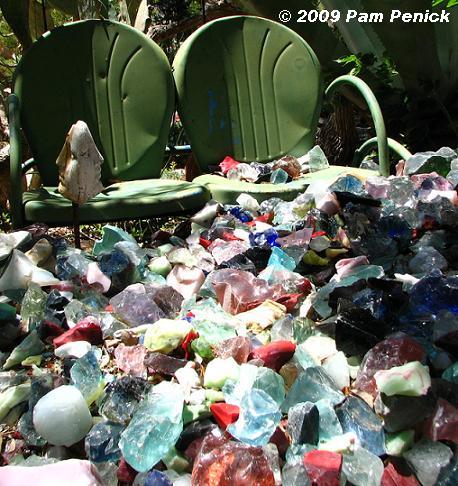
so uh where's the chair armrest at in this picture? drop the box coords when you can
[22,158,37,173]
[7,94,25,229]
[353,137,412,168]
[325,75,389,176]
[165,144,192,155]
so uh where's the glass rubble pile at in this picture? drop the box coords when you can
[0,147,457,486]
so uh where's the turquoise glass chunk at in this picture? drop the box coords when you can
[119,382,184,472]
[227,389,281,446]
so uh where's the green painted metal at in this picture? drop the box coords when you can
[21,179,210,225]
[353,137,413,167]
[173,15,323,172]
[234,0,347,69]
[194,167,377,205]
[9,19,209,228]
[14,19,174,185]
[174,15,396,203]
[325,75,389,176]
[7,94,23,227]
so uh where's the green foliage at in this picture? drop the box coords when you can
[336,53,399,87]
[432,0,458,8]
[148,0,203,23]
[149,0,193,24]
[0,12,21,95]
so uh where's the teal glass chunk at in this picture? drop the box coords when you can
[342,447,384,486]
[119,382,184,472]
[223,364,285,407]
[315,398,343,442]
[93,225,137,256]
[268,247,296,272]
[281,367,345,413]
[227,389,281,446]
[70,350,104,405]
[270,168,289,184]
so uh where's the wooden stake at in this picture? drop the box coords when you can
[201,0,206,23]
[72,202,81,249]
[41,0,48,32]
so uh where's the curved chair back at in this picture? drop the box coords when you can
[14,20,174,185]
[173,15,322,172]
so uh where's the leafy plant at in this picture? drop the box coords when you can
[432,0,458,8]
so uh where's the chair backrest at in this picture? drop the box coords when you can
[173,15,323,172]
[14,20,174,186]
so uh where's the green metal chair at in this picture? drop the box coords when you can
[8,20,210,229]
[173,16,411,204]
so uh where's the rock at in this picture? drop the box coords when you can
[55,341,91,359]
[0,250,59,291]
[86,262,111,292]
[119,382,184,472]
[405,148,455,177]
[336,396,385,456]
[374,361,431,397]
[175,419,218,454]
[436,458,458,486]
[18,375,53,447]
[227,389,281,446]
[144,352,188,376]
[408,246,448,276]
[270,168,289,184]
[70,351,104,405]
[354,335,425,397]
[287,401,319,445]
[374,391,436,433]
[25,238,53,267]
[143,319,192,354]
[281,367,345,412]
[306,145,329,172]
[0,383,31,422]
[56,121,104,205]
[381,462,420,486]
[191,434,275,485]
[53,318,103,347]
[213,336,251,364]
[237,300,287,331]
[322,351,350,389]
[0,459,104,486]
[302,449,341,486]
[335,255,370,279]
[33,385,92,446]
[110,283,183,326]
[210,402,240,430]
[85,421,124,463]
[385,430,415,456]
[0,322,21,352]
[423,398,458,443]
[3,330,45,370]
[249,341,296,371]
[93,225,137,256]
[148,256,172,277]
[204,357,240,389]
[0,231,31,262]
[100,376,149,424]
[315,398,343,442]
[114,344,147,377]
[297,336,337,363]
[211,269,283,314]
[166,264,205,299]
[342,447,384,486]
[403,438,453,486]
[281,462,310,486]
[223,364,285,407]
